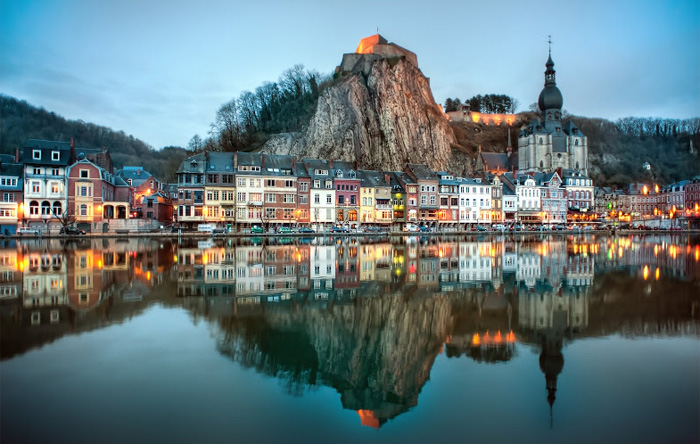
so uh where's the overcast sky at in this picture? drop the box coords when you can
[1,0,698,149]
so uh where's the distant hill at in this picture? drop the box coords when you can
[450,113,700,187]
[0,95,189,182]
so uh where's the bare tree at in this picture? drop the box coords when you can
[212,99,243,152]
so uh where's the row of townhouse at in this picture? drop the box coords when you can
[172,151,597,230]
[594,176,700,225]
[0,139,172,235]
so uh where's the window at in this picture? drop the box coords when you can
[299,182,308,192]
[52,168,60,176]
[266,193,276,203]
[326,195,332,204]
[238,177,246,187]
[285,180,293,187]
[33,150,41,160]
[283,194,295,203]
[33,167,41,175]
[80,204,88,216]
[2,193,13,202]
[51,183,59,194]
[80,170,89,178]
[325,181,332,189]
[313,180,320,188]
[314,194,320,204]
[266,179,275,187]
[31,182,40,193]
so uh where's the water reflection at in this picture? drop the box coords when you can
[1,234,699,431]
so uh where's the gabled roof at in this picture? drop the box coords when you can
[22,139,72,166]
[301,159,332,179]
[357,170,390,188]
[405,163,437,181]
[262,153,295,175]
[177,152,206,174]
[118,166,155,181]
[207,152,234,173]
[333,161,359,179]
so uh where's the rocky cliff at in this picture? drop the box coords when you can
[263,56,455,172]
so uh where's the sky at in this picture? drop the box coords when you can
[1,0,699,150]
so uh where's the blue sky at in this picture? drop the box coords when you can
[1,0,698,149]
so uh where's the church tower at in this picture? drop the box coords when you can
[518,40,588,175]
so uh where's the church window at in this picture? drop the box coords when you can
[575,139,579,146]
[576,162,580,169]
[547,112,552,120]
[540,161,543,168]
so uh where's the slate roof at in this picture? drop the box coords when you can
[176,152,206,174]
[22,139,72,166]
[405,163,437,181]
[118,166,155,186]
[207,152,234,173]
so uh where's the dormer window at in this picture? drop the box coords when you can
[80,170,89,178]
[33,150,41,160]
[336,170,343,178]
[349,170,356,178]
[51,151,60,161]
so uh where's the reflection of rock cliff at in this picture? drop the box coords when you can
[216,293,454,427]
[263,35,454,172]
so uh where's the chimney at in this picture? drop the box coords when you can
[261,154,265,169]
[556,167,563,177]
[329,159,334,169]
[292,156,297,169]
[512,167,516,180]
[205,151,209,162]
[353,160,358,170]
[14,148,20,163]
[384,173,390,184]
[234,152,238,169]
[70,138,76,164]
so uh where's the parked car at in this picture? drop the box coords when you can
[511,224,523,231]
[298,227,315,234]
[330,226,349,233]
[60,226,86,235]
[493,224,505,231]
[250,226,264,234]
[419,226,432,233]
[404,224,419,232]
[278,227,295,234]
[475,226,488,232]
[364,226,382,233]
[17,227,40,236]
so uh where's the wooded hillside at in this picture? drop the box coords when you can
[0,95,189,182]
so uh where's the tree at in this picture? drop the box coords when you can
[188,134,203,152]
[444,97,461,112]
[212,99,243,152]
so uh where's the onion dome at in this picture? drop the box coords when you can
[538,54,563,113]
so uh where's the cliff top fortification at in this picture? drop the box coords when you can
[337,34,419,75]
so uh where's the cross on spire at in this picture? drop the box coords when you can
[548,35,552,55]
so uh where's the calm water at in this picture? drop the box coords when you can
[1,234,699,444]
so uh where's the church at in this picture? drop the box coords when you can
[518,50,588,175]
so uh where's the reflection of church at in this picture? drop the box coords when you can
[518,275,590,424]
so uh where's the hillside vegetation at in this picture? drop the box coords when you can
[0,95,189,182]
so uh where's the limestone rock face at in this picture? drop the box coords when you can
[264,57,454,172]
